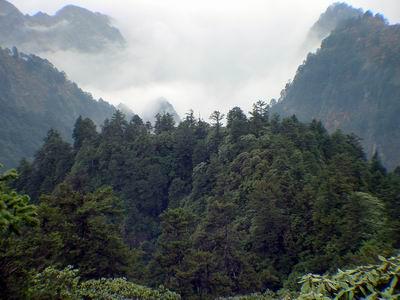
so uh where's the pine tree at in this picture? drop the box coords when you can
[0,165,39,299]
[149,208,195,296]
[37,183,133,278]
[0,165,38,235]
[226,107,249,142]
[192,199,258,297]
[154,113,175,134]
[17,130,73,201]
[249,100,269,136]
[72,116,97,151]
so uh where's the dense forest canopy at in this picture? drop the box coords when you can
[1,2,400,299]
[1,104,399,299]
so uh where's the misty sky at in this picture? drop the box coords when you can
[10,0,400,117]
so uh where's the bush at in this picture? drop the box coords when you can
[298,255,400,299]
[27,266,181,300]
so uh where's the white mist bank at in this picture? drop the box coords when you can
[11,0,400,117]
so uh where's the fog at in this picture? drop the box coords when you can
[11,0,400,118]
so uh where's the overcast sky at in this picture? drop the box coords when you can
[10,0,400,117]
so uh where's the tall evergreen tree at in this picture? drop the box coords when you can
[149,208,195,296]
[36,184,133,278]
[72,116,98,151]
[154,113,175,134]
[16,130,73,201]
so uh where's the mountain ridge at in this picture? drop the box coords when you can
[272,12,400,169]
[307,2,363,43]
[0,0,125,53]
[0,46,116,168]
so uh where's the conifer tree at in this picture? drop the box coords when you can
[149,208,195,296]
[36,184,133,278]
[72,116,97,151]
[17,130,73,200]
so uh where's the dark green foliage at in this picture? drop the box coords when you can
[15,130,74,201]
[0,181,137,299]
[0,165,38,235]
[2,6,400,300]
[7,104,400,299]
[27,266,180,300]
[72,116,98,151]
[36,184,133,279]
[191,199,259,297]
[155,113,176,134]
[227,107,249,142]
[149,208,195,296]
[272,12,400,170]
[0,165,39,298]
[249,100,269,137]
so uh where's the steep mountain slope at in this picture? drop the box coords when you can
[306,2,363,45]
[272,13,400,169]
[0,0,125,53]
[0,47,115,168]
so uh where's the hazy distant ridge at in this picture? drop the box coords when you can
[0,46,116,167]
[0,0,125,53]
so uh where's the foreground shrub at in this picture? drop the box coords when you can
[27,266,181,300]
[298,255,400,299]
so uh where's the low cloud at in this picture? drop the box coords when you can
[11,0,400,118]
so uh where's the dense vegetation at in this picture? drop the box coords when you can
[297,255,400,299]
[273,12,400,170]
[27,266,180,300]
[0,162,179,299]
[221,255,400,299]
[2,101,399,299]
[0,46,115,168]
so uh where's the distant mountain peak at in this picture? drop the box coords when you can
[154,97,181,122]
[0,0,125,53]
[55,4,107,21]
[142,97,181,125]
[0,0,21,16]
[308,2,363,41]
[57,4,91,14]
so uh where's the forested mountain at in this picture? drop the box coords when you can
[1,2,399,299]
[0,47,116,168]
[272,12,400,170]
[0,0,125,53]
[305,2,363,45]
[2,103,399,299]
